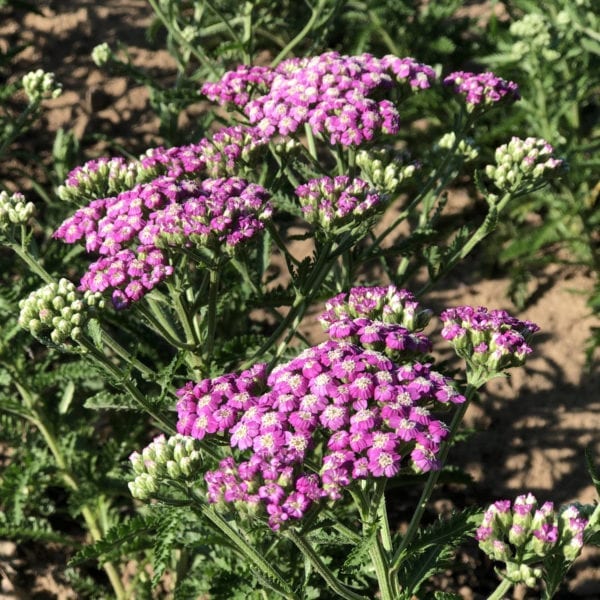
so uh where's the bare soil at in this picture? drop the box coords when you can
[1,1,598,598]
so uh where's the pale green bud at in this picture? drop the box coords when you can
[91,43,112,67]
[22,69,62,102]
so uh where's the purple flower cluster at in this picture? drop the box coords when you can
[443,71,520,110]
[440,305,539,371]
[295,176,384,231]
[54,176,272,307]
[140,125,268,179]
[203,52,436,146]
[202,64,276,106]
[476,494,588,582]
[320,285,432,331]
[177,339,464,530]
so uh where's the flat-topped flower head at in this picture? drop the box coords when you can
[175,338,463,530]
[18,278,104,348]
[203,52,436,147]
[485,136,565,194]
[475,494,590,587]
[140,125,268,180]
[443,71,520,111]
[55,176,272,308]
[295,176,385,233]
[440,305,539,373]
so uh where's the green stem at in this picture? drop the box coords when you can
[390,382,480,573]
[204,268,220,362]
[286,530,368,600]
[487,576,513,600]
[417,193,511,296]
[304,123,318,160]
[8,239,53,284]
[78,337,175,434]
[186,490,296,599]
[270,0,328,67]
[204,0,250,63]
[146,0,219,77]
[101,331,159,383]
[15,383,126,599]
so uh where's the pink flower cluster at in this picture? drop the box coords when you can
[295,176,384,231]
[320,285,432,331]
[140,125,268,179]
[202,52,436,146]
[54,176,272,307]
[443,71,520,109]
[476,494,588,568]
[177,337,464,530]
[440,305,539,371]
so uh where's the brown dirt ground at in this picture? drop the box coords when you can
[1,1,598,598]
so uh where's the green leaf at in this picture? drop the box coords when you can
[585,446,600,496]
[581,37,600,57]
[84,390,140,411]
[499,221,560,262]
[396,507,481,596]
[85,318,103,349]
[542,552,572,598]
[341,523,377,573]
[69,514,157,566]
[152,507,185,587]
[58,380,75,415]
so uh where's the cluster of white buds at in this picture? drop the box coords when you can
[509,13,561,62]
[21,69,62,103]
[355,148,419,194]
[485,137,564,193]
[128,434,203,500]
[18,279,105,347]
[436,132,479,161]
[91,43,113,67]
[0,191,36,230]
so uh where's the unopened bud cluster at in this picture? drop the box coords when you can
[128,434,203,500]
[485,137,564,193]
[436,132,479,162]
[91,43,113,67]
[18,279,104,347]
[22,69,62,103]
[476,494,589,586]
[57,157,159,203]
[0,191,35,230]
[509,14,561,62]
[440,305,539,373]
[355,149,419,193]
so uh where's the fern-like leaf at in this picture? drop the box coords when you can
[69,513,158,566]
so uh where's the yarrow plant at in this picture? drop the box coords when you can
[3,38,598,600]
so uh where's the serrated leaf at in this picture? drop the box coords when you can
[152,507,185,587]
[69,514,157,566]
[84,390,140,411]
[542,552,572,598]
[85,318,103,349]
[341,523,377,572]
